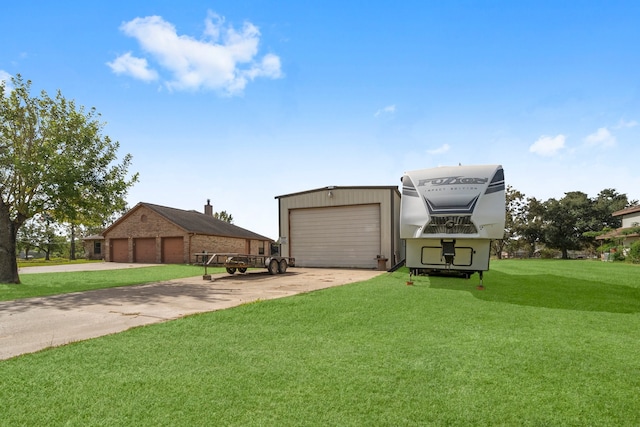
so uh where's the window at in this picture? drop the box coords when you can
[258,241,265,255]
[94,241,102,255]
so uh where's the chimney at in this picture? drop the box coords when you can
[204,199,213,216]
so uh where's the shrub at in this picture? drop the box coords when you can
[608,245,625,261]
[628,241,640,264]
[538,248,560,259]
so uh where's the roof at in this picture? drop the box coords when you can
[82,235,104,241]
[275,185,400,199]
[596,227,640,240]
[103,202,273,241]
[612,205,640,217]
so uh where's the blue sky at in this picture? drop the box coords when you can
[2,1,639,239]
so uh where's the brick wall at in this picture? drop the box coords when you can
[104,205,271,263]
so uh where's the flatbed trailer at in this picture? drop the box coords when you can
[196,252,295,276]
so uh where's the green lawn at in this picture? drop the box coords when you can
[0,264,218,301]
[1,259,639,426]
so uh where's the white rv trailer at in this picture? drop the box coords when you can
[400,164,505,281]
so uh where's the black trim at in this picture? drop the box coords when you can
[401,175,419,197]
[424,195,479,215]
[485,168,505,195]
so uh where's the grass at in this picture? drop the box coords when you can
[434,258,640,313]
[0,264,220,301]
[17,258,102,268]
[1,259,640,425]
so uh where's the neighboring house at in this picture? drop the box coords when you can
[83,235,105,260]
[95,201,272,264]
[276,186,402,270]
[596,205,640,249]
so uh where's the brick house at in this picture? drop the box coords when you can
[94,201,272,264]
[83,234,105,260]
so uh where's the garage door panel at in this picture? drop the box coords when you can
[111,239,128,263]
[290,204,380,268]
[162,237,184,264]
[134,238,156,263]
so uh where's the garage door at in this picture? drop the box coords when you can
[290,204,380,268]
[134,238,156,263]
[162,237,184,264]
[110,238,128,263]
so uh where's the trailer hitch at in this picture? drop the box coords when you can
[441,239,456,266]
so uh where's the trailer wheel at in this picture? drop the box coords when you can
[238,268,247,273]
[268,259,279,275]
[226,267,236,275]
[278,259,288,274]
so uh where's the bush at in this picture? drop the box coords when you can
[612,246,626,262]
[628,241,640,264]
[538,248,560,259]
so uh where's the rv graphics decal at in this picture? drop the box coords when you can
[485,168,505,195]
[424,195,479,215]
[401,175,419,197]
[417,176,488,187]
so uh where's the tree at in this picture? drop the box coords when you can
[493,186,523,258]
[0,75,138,283]
[214,210,234,223]
[500,189,545,258]
[593,188,630,230]
[18,213,64,260]
[542,192,596,259]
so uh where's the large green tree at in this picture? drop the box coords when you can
[542,191,596,259]
[592,188,631,230]
[493,185,524,258]
[0,75,138,283]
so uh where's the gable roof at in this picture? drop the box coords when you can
[103,202,273,241]
[613,205,640,217]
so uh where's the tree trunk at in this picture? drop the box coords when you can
[0,202,20,284]
[562,248,569,259]
[70,224,76,260]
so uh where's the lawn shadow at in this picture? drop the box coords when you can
[210,271,301,283]
[429,270,640,313]
[0,280,237,315]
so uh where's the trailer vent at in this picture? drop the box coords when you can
[423,216,477,234]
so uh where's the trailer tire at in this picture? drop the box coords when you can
[226,267,236,275]
[238,268,247,273]
[268,259,279,275]
[278,259,288,274]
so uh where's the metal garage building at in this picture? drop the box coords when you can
[275,186,402,270]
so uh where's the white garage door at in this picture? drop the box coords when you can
[290,204,380,268]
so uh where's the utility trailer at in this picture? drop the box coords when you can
[197,252,296,276]
[400,164,505,285]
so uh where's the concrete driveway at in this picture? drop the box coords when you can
[0,267,383,360]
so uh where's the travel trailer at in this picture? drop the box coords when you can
[400,164,505,283]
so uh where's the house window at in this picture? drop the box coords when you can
[259,241,265,255]
[94,241,102,255]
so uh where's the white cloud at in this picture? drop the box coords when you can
[614,119,638,129]
[427,143,450,155]
[0,70,12,91]
[109,12,282,95]
[106,52,158,82]
[529,134,566,157]
[585,127,616,147]
[374,104,396,117]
